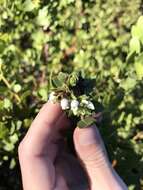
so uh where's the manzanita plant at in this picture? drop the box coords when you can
[48,71,100,128]
[0,0,143,189]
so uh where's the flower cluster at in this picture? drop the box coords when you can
[48,71,98,128]
[48,92,95,116]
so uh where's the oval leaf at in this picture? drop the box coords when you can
[129,37,140,54]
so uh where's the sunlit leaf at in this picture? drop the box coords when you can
[38,88,48,101]
[3,98,12,109]
[13,84,21,93]
[129,37,140,53]
[23,0,37,12]
[120,77,137,91]
[36,6,50,26]
[134,61,143,80]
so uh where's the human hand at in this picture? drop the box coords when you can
[18,102,128,190]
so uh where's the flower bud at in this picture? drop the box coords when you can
[82,99,95,110]
[61,98,70,110]
[87,101,95,110]
[71,100,79,110]
[81,99,88,105]
[48,92,56,102]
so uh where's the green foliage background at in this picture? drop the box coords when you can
[0,0,143,189]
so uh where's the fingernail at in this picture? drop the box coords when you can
[79,125,100,146]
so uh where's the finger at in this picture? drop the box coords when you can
[46,109,70,161]
[73,125,109,167]
[18,102,70,190]
[54,166,69,190]
[73,125,127,190]
[20,102,68,157]
[55,152,89,190]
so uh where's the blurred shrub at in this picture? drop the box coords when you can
[0,0,143,189]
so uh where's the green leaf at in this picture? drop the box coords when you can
[51,72,68,88]
[10,133,18,144]
[131,16,143,44]
[131,25,142,39]
[126,51,136,63]
[77,116,95,128]
[110,66,119,77]
[137,15,143,22]
[69,71,80,86]
[136,51,143,62]
[0,123,8,139]
[52,77,63,88]
[134,53,143,79]
[3,142,14,152]
[9,158,16,169]
[16,120,22,130]
[134,61,143,80]
[36,6,50,27]
[58,72,68,82]
[13,84,21,93]
[137,16,143,29]
[38,88,48,101]
[23,0,36,12]
[0,40,6,53]
[32,30,48,50]
[3,98,12,109]
[10,122,15,135]
[120,77,137,91]
[129,37,140,54]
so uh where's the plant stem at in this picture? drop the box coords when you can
[0,75,21,103]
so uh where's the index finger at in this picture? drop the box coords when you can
[21,102,64,156]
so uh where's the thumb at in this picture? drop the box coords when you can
[73,125,127,190]
[73,125,110,175]
[73,125,115,190]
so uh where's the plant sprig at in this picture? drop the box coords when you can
[48,71,99,128]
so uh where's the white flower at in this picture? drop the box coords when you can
[71,100,79,110]
[87,101,95,110]
[82,99,95,110]
[48,92,56,102]
[60,98,70,110]
[70,100,79,115]
[81,99,89,105]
